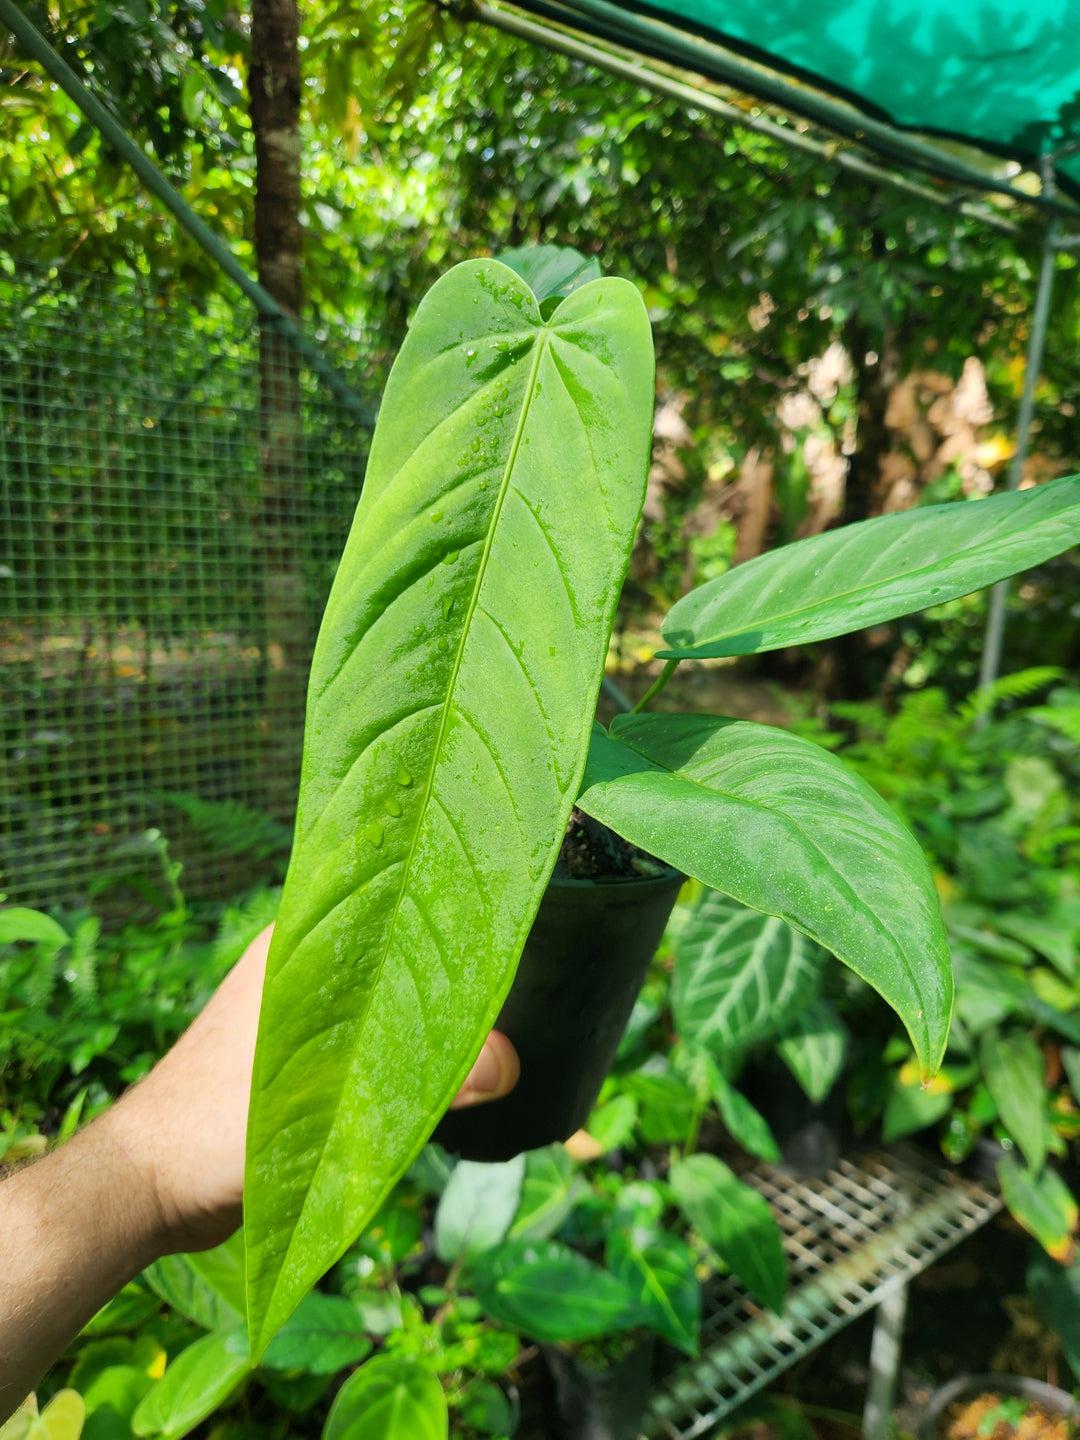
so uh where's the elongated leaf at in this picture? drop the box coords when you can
[0,908,68,951]
[261,1293,372,1374]
[586,1094,639,1152]
[670,1155,787,1312]
[1028,1250,1080,1372]
[998,1153,1078,1262]
[777,999,847,1104]
[132,1329,250,1440]
[434,1156,525,1263]
[952,951,1029,1032]
[245,260,653,1346]
[471,1239,641,1343]
[322,1357,447,1440]
[143,1235,245,1332]
[660,475,1080,659]
[622,1065,697,1144]
[707,1066,780,1164]
[607,1228,700,1354]
[882,1075,952,1142]
[981,1031,1048,1172]
[672,892,824,1053]
[508,1145,581,1240]
[579,714,953,1073]
[496,244,601,301]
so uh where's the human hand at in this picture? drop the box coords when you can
[107,924,520,1254]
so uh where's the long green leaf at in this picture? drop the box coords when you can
[998,1153,1078,1262]
[322,1357,447,1440]
[1028,1250,1080,1371]
[660,475,1080,659]
[607,1227,700,1354]
[706,1066,780,1164]
[244,259,653,1346]
[672,892,824,1053]
[980,1030,1048,1172]
[143,1235,245,1332]
[470,1239,641,1343]
[0,908,68,951]
[882,1074,952,1142]
[670,1155,787,1312]
[131,1329,250,1440]
[578,714,953,1074]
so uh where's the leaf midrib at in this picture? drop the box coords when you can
[661,505,1054,652]
[260,326,550,1336]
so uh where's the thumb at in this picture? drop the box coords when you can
[449,1031,520,1110]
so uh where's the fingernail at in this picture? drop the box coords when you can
[463,1044,502,1097]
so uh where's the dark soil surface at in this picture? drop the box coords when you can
[555,808,669,881]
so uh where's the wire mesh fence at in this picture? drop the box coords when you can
[1,266,375,910]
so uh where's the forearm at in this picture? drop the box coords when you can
[0,1108,167,1422]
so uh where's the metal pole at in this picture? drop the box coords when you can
[477,3,1023,235]
[977,166,1060,698]
[862,1280,909,1440]
[0,0,373,426]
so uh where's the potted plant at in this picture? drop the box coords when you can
[916,1375,1080,1440]
[241,246,1080,1350]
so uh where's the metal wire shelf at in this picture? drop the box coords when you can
[643,1146,1002,1440]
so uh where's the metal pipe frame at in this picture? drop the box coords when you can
[977,159,1062,698]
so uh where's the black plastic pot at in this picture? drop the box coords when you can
[541,1335,656,1440]
[434,869,683,1162]
[916,1374,1080,1440]
[741,1052,848,1179]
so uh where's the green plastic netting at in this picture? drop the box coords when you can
[512,0,1080,198]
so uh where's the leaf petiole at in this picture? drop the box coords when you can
[632,658,678,714]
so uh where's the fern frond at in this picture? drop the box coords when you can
[21,950,59,1010]
[65,917,100,1006]
[158,792,293,864]
[960,667,1064,725]
[1028,706,1080,747]
[213,887,282,971]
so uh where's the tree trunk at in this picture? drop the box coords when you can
[249,0,305,820]
[844,316,898,526]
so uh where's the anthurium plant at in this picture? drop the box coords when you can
[244,249,1080,1347]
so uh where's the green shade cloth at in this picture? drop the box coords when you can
[512,0,1080,200]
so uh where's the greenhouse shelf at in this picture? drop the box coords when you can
[642,1146,1002,1440]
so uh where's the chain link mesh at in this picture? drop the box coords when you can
[1,266,375,909]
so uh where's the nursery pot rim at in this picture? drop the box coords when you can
[916,1372,1080,1440]
[546,866,683,891]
